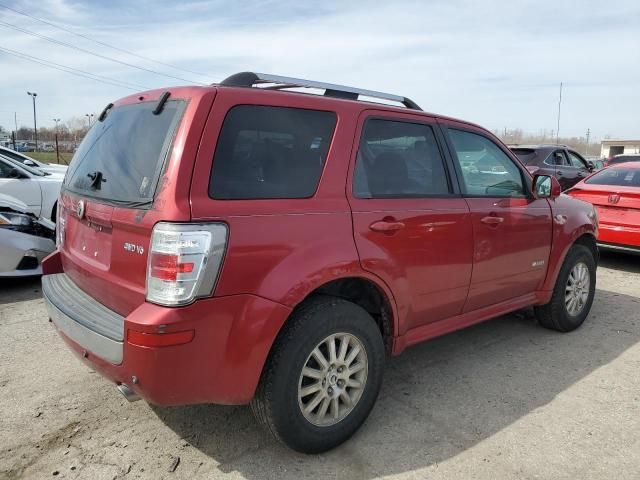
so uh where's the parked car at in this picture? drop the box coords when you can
[42,72,599,453]
[0,155,63,221]
[509,144,593,191]
[0,193,55,277]
[604,154,640,167]
[0,146,68,174]
[567,162,640,254]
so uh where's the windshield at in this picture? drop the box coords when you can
[64,99,186,205]
[586,167,640,187]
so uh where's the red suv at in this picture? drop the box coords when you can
[42,72,599,453]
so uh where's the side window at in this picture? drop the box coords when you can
[0,160,14,178]
[353,119,450,198]
[448,129,525,197]
[568,151,587,169]
[545,150,569,166]
[209,106,337,200]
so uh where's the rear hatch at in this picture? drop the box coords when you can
[57,88,214,316]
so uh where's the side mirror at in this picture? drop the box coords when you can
[23,159,37,167]
[533,174,561,199]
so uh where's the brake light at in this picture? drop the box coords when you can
[146,222,228,306]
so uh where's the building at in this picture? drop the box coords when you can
[601,140,640,158]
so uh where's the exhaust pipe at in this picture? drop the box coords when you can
[117,383,141,402]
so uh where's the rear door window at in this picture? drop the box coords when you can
[353,119,450,198]
[209,106,337,199]
[545,150,569,166]
[64,100,186,204]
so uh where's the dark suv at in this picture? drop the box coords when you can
[509,145,593,191]
[42,72,598,453]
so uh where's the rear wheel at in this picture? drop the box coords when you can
[534,244,596,332]
[251,296,385,453]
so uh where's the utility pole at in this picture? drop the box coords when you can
[85,113,94,128]
[53,118,61,164]
[27,91,38,151]
[585,128,590,156]
[556,82,563,145]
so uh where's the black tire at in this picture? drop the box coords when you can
[534,244,596,332]
[250,295,385,453]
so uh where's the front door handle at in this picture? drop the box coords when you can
[369,219,405,233]
[480,215,504,226]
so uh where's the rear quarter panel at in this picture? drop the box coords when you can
[189,89,399,316]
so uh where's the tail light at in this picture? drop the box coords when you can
[146,222,228,306]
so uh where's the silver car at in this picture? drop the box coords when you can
[0,194,55,277]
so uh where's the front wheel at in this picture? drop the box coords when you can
[534,244,596,332]
[251,296,385,453]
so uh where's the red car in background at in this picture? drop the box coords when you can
[567,162,640,254]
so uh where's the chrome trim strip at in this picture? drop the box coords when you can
[597,242,640,255]
[43,280,123,365]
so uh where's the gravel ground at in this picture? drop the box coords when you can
[1,252,639,480]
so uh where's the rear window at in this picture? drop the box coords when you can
[209,105,337,199]
[610,155,640,164]
[64,100,186,204]
[586,167,640,187]
[510,148,537,164]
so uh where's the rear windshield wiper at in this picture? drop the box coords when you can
[87,171,106,189]
[153,91,171,115]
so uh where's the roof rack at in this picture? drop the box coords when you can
[218,72,422,111]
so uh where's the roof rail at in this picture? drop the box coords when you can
[218,72,422,111]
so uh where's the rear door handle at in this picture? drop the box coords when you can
[480,215,504,225]
[369,220,405,233]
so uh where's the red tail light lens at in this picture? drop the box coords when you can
[149,253,194,281]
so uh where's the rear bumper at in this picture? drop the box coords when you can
[598,223,640,251]
[42,263,291,406]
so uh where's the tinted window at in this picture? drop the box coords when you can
[65,100,186,203]
[210,106,336,200]
[353,119,449,198]
[510,148,537,165]
[585,168,640,187]
[0,158,15,178]
[568,151,587,168]
[449,129,525,197]
[545,150,569,166]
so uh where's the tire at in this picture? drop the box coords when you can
[534,244,596,332]
[250,295,385,453]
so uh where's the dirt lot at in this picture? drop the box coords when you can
[1,252,639,480]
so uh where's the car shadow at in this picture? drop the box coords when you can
[0,276,42,305]
[154,288,640,479]
[599,251,640,274]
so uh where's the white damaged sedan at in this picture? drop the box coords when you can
[0,194,56,277]
[0,154,63,222]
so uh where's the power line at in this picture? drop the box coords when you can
[0,44,149,91]
[0,19,207,85]
[0,2,211,78]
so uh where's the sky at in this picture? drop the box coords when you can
[0,0,639,140]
